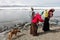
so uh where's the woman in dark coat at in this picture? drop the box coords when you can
[43,9,55,32]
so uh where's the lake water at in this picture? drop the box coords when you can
[0,9,60,31]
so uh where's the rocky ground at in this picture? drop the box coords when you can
[0,26,60,40]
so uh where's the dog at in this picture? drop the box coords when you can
[8,28,21,40]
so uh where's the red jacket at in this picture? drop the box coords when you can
[32,13,44,24]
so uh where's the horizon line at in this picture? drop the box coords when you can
[0,7,60,9]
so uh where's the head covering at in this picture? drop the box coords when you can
[48,9,55,18]
[36,12,41,16]
[49,9,55,12]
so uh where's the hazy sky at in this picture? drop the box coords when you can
[0,0,60,7]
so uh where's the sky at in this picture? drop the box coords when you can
[0,0,60,7]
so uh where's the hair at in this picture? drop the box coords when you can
[31,8,34,11]
[32,12,35,19]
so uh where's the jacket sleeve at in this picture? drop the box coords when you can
[37,14,44,22]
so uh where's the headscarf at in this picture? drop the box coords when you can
[49,9,55,12]
[48,9,55,18]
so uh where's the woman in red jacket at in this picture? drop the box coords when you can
[30,13,44,36]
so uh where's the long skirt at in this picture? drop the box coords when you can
[30,23,38,36]
[43,17,50,31]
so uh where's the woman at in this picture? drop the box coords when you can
[30,13,44,36]
[43,9,55,32]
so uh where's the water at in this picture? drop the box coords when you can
[0,9,60,32]
[0,9,60,25]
